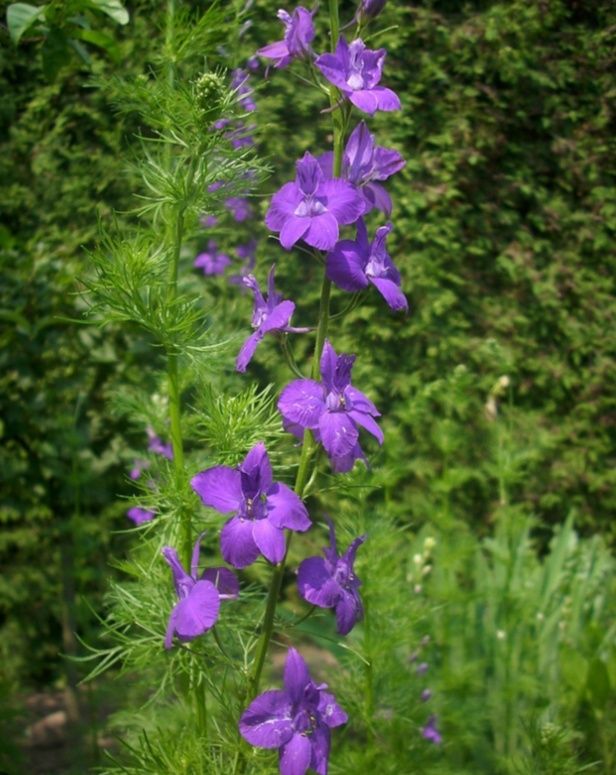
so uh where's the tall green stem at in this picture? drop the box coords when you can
[247,0,345,701]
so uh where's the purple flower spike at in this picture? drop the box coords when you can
[258,7,315,69]
[162,534,238,649]
[316,38,401,115]
[236,266,308,373]
[191,443,311,568]
[266,152,365,251]
[146,427,174,460]
[298,519,366,635]
[422,714,442,745]
[278,340,383,473]
[240,648,348,775]
[326,219,408,312]
[194,240,232,276]
[126,507,155,525]
[318,121,405,215]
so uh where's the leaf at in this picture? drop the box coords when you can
[88,0,129,25]
[587,658,611,710]
[6,2,46,43]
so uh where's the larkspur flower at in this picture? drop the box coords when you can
[126,507,155,525]
[318,121,405,215]
[191,443,311,568]
[236,266,308,372]
[420,689,432,702]
[229,239,258,288]
[239,648,348,775]
[266,152,365,251]
[162,535,239,649]
[200,214,218,228]
[146,427,173,460]
[231,68,256,113]
[278,340,383,473]
[298,519,366,635]
[422,714,442,745]
[129,458,149,480]
[225,196,252,222]
[194,240,231,276]
[357,0,387,21]
[315,37,401,115]
[258,7,315,69]
[326,218,408,311]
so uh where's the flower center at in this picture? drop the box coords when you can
[294,195,327,218]
[365,251,388,279]
[325,391,346,412]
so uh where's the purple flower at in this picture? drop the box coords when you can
[200,214,219,229]
[146,427,174,460]
[162,535,239,649]
[239,648,348,775]
[126,507,155,525]
[225,196,252,222]
[278,340,383,473]
[246,55,261,72]
[229,239,258,288]
[258,7,315,69]
[194,240,232,276]
[318,121,405,215]
[191,443,311,568]
[420,689,432,702]
[231,68,256,113]
[422,714,442,745]
[326,218,408,311]
[266,152,365,251]
[315,38,401,115]
[236,266,308,372]
[298,519,366,635]
[416,662,429,676]
[130,458,149,480]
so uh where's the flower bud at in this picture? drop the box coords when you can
[194,73,226,123]
[359,0,387,20]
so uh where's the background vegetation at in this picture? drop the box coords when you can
[1,0,614,773]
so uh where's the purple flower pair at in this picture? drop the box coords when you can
[162,535,238,649]
[191,443,311,568]
[278,340,383,472]
[240,648,347,775]
[194,240,231,276]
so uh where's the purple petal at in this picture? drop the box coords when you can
[191,466,243,513]
[241,442,273,492]
[258,39,290,63]
[363,183,393,215]
[261,300,295,334]
[372,85,401,112]
[236,329,263,372]
[315,52,348,90]
[369,276,408,311]
[303,212,340,251]
[334,588,362,635]
[266,482,311,531]
[296,152,322,195]
[318,412,359,460]
[279,733,312,775]
[309,725,331,775]
[161,546,191,597]
[319,179,365,225]
[266,183,303,230]
[347,409,384,444]
[326,241,370,292]
[220,516,260,568]
[284,648,311,703]
[342,534,367,569]
[373,145,406,179]
[348,89,380,115]
[297,557,341,608]
[171,580,220,641]
[126,507,155,525]
[345,385,380,416]
[280,216,311,250]
[317,691,349,728]
[200,567,239,599]
[330,442,365,473]
[252,519,286,564]
[319,340,337,391]
[278,379,325,431]
[239,690,294,748]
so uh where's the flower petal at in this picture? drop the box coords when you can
[303,212,340,251]
[326,241,370,292]
[372,85,401,112]
[280,216,311,250]
[239,690,294,748]
[284,648,311,704]
[172,580,220,641]
[315,52,348,90]
[266,183,303,230]
[348,409,384,445]
[335,587,362,635]
[191,466,242,513]
[309,724,331,775]
[319,179,365,225]
[318,411,359,460]
[318,691,349,728]
[278,379,325,431]
[363,182,392,215]
[266,482,311,531]
[345,385,380,416]
[279,733,312,775]
[220,516,260,568]
[241,442,273,493]
[261,300,295,334]
[297,557,341,608]
[349,89,380,115]
[252,518,286,564]
[369,276,408,311]
[200,567,239,599]
[236,329,263,372]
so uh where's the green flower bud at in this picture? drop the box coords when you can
[194,72,225,122]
